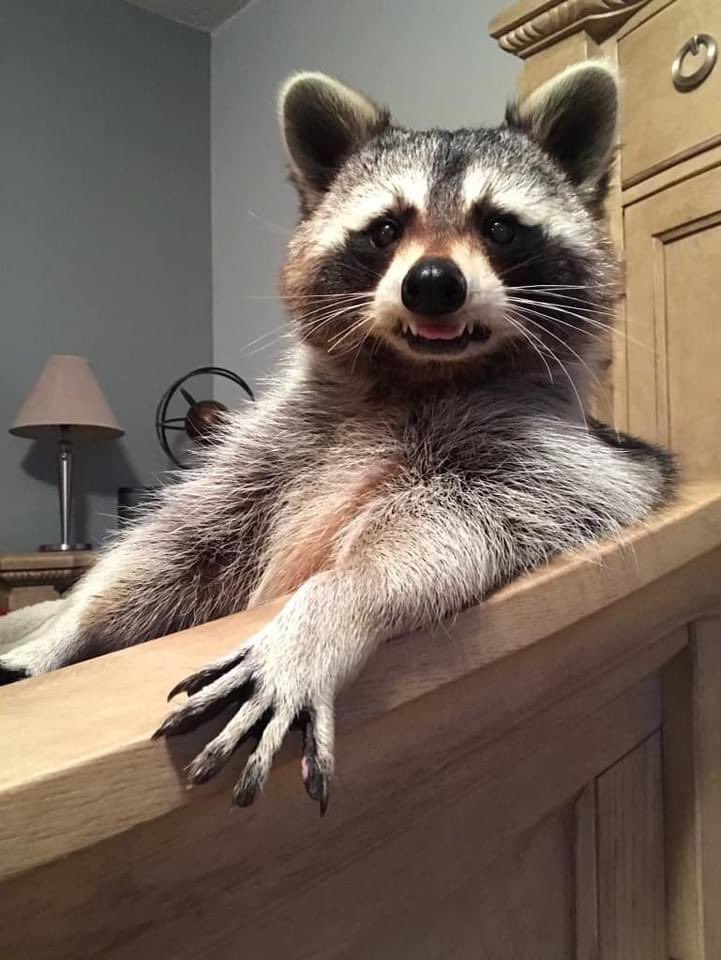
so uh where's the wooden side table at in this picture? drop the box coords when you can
[0,552,95,613]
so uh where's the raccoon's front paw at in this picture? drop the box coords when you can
[153,626,335,814]
[0,662,30,686]
[0,644,46,682]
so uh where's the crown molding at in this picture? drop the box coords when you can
[490,0,650,57]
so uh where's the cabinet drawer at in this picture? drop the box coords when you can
[619,0,721,186]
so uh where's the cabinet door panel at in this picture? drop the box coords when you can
[597,733,667,960]
[665,222,721,476]
[663,621,721,960]
[624,165,721,477]
[341,810,575,960]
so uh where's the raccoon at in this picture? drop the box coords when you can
[0,63,675,813]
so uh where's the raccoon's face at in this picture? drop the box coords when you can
[278,65,620,384]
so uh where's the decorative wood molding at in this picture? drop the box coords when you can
[0,568,86,587]
[0,551,95,574]
[490,0,650,57]
[0,552,94,587]
[0,551,95,610]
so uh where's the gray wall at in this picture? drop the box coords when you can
[0,0,212,552]
[211,0,519,394]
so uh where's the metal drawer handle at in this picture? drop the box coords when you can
[672,33,717,92]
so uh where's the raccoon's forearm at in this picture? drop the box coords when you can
[283,497,507,690]
[341,514,501,640]
[318,460,666,666]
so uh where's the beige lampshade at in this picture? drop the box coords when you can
[10,355,124,441]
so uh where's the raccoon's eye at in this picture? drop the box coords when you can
[368,218,402,250]
[483,216,517,246]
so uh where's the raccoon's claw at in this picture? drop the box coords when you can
[301,709,331,817]
[153,633,336,813]
[303,762,330,817]
[152,677,257,739]
[166,650,247,702]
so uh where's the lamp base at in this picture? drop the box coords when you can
[39,543,93,552]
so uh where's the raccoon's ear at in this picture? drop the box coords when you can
[506,61,618,198]
[279,72,389,208]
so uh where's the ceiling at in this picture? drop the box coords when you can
[125,0,256,32]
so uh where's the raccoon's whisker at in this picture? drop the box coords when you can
[539,343,590,435]
[510,307,603,400]
[526,316,601,386]
[506,284,620,291]
[502,313,555,386]
[505,297,653,353]
[506,297,618,333]
[507,307,593,432]
[292,294,374,317]
[236,330,296,361]
[227,324,294,362]
[506,293,617,320]
[234,321,294,352]
[507,315,560,387]
[229,297,372,354]
[338,260,385,284]
[506,285,618,300]
[508,294,619,319]
[504,286,623,324]
[296,307,362,331]
[246,209,292,237]
[302,300,371,327]
[350,324,376,375]
[334,313,372,346]
[295,291,374,307]
[305,314,362,344]
[292,291,376,302]
[240,292,375,303]
[241,304,368,356]
[297,304,371,346]
[496,250,554,280]
[520,314,618,348]
[234,300,371,362]
[327,313,371,353]
[292,298,372,327]
[340,317,373,372]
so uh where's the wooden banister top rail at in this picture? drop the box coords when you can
[2,482,721,882]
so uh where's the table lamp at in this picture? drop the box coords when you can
[10,355,124,552]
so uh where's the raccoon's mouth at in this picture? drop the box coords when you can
[397,320,492,355]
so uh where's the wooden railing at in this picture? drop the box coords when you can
[2,483,720,959]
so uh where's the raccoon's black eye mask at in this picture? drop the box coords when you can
[482,219,546,285]
[483,215,518,246]
[367,217,402,250]
[476,210,542,259]
[344,210,413,273]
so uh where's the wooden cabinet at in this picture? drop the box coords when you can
[488,0,721,957]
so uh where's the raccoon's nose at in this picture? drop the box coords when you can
[401,257,467,316]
